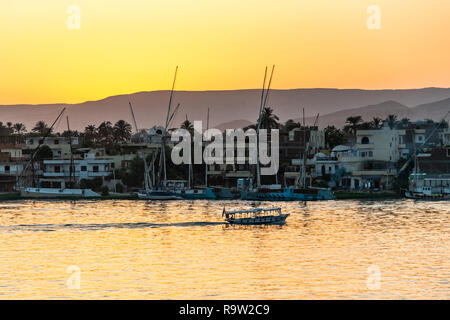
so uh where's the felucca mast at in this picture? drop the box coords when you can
[16,108,66,189]
[159,66,178,186]
[256,65,275,188]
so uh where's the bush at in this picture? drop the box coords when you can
[115,182,124,193]
[101,186,109,196]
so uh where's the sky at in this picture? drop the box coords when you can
[0,0,449,104]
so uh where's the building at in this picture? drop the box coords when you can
[39,148,114,189]
[25,136,79,159]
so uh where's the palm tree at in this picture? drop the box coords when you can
[259,107,279,130]
[180,115,194,135]
[370,117,383,129]
[113,120,132,143]
[343,116,363,137]
[283,119,302,132]
[13,123,27,135]
[97,121,114,145]
[32,121,51,136]
[386,114,398,129]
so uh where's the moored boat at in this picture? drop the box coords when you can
[21,187,100,198]
[240,185,334,201]
[222,207,289,225]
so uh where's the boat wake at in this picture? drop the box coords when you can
[0,221,226,232]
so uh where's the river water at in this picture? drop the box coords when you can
[0,199,448,299]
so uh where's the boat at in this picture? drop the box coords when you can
[21,187,100,198]
[177,187,216,200]
[240,185,334,201]
[405,173,450,200]
[222,207,289,225]
[137,187,183,200]
[213,187,238,199]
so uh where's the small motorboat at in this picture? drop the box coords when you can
[222,207,289,225]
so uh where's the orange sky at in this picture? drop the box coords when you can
[0,0,449,104]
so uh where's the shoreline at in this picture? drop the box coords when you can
[0,191,403,201]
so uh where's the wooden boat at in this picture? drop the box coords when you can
[21,187,100,198]
[222,207,289,225]
[137,187,183,200]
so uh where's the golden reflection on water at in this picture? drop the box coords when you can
[0,199,449,299]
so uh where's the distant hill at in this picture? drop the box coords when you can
[0,88,449,131]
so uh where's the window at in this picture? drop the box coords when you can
[28,139,34,145]
[5,166,10,172]
[93,166,99,173]
[447,149,450,157]
[361,137,370,144]
[369,151,373,157]
[54,139,59,145]
[360,151,366,157]
[54,166,61,173]
[81,166,87,172]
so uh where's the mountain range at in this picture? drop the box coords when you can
[0,88,449,132]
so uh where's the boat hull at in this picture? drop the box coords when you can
[240,188,334,201]
[137,192,183,200]
[405,191,450,200]
[226,213,289,225]
[20,188,100,198]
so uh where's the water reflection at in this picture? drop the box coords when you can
[0,199,448,299]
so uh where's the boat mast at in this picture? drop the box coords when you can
[66,116,74,188]
[205,107,210,187]
[160,66,178,186]
[256,65,275,188]
[16,107,66,189]
[129,102,151,192]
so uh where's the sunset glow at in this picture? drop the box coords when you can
[0,0,449,104]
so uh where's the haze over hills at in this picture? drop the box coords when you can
[0,88,449,132]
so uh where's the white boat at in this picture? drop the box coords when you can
[137,188,183,200]
[21,187,100,198]
[222,207,289,225]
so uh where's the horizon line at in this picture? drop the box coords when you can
[1,86,450,107]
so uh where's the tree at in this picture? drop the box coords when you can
[370,117,383,129]
[180,115,194,135]
[259,107,279,130]
[32,121,51,136]
[386,114,398,129]
[343,116,363,137]
[283,119,302,132]
[35,145,53,161]
[122,156,145,188]
[325,125,346,149]
[83,125,98,146]
[13,123,27,135]
[97,121,114,145]
[113,120,132,143]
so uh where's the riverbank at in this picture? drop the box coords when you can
[334,191,402,200]
[1,191,403,201]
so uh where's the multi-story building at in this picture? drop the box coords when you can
[0,144,27,191]
[25,136,79,159]
[39,148,114,189]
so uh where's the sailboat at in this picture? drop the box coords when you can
[404,110,450,200]
[18,111,100,198]
[176,110,216,200]
[133,68,183,200]
[240,66,334,201]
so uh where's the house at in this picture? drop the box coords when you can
[25,136,79,159]
[39,148,114,189]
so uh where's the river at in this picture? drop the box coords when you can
[0,199,448,299]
